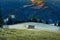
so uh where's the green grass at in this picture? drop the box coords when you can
[0,28,60,40]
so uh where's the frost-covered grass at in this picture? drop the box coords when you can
[0,28,60,40]
[3,22,60,31]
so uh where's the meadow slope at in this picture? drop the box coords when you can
[0,28,60,40]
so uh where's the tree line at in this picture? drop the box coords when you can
[0,6,60,28]
[0,13,60,28]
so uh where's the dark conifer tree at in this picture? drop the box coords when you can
[31,17,37,22]
[45,20,49,24]
[58,21,60,26]
[54,23,56,26]
[7,15,13,25]
[54,21,57,26]
[39,19,43,23]
[0,6,4,28]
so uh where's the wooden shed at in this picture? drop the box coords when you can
[28,25,35,29]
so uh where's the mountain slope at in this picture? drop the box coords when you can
[0,0,60,22]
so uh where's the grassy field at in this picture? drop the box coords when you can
[0,28,60,40]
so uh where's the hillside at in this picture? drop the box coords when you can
[0,28,60,40]
[0,0,60,22]
[3,22,60,31]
